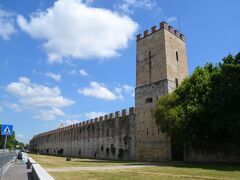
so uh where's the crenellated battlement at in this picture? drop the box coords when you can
[33,107,135,139]
[136,21,185,42]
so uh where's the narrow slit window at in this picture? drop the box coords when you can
[176,51,179,61]
[148,51,152,59]
[149,51,152,83]
[175,78,179,88]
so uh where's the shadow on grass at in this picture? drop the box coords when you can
[60,159,240,171]
[30,153,240,172]
[71,159,145,165]
[148,162,240,172]
[72,160,240,172]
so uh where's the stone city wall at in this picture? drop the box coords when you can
[30,107,136,160]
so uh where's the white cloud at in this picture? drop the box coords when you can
[116,0,157,15]
[16,134,24,141]
[123,84,135,97]
[1,102,22,112]
[34,107,65,121]
[167,16,177,23]
[79,69,88,76]
[0,102,23,112]
[115,87,123,99]
[8,103,22,112]
[69,69,77,75]
[122,84,134,93]
[84,0,95,6]
[6,77,74,120]
[84,111,106,119]
[78,81,121,100]
[19,77,30,84]
[62,119,80,126]
[6,77,74,108]
[115,84,134,98]
[69,69,88,76]
[17,0,138,63]
[78,82,134,100]
[0,9,16,40]
[16,134,23,138]
[46,72,61,81]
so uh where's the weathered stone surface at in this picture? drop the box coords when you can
[135,24,188,161]
[30,110,136,160]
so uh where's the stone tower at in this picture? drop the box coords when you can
[135,21,188,161]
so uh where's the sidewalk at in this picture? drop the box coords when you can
[2,163,33,180]
[2,152,33,180]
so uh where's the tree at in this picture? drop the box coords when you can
[155,53,240,149]
[24,144,30,150]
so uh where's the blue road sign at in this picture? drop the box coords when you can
[1,124,13,136]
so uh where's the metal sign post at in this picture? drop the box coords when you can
[0,136,7,180]
[0,124,13,180]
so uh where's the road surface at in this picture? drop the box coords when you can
[0,150,17,174]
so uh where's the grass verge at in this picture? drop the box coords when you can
[29,154,240,180]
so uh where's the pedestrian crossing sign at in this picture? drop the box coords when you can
[1,124,13,136]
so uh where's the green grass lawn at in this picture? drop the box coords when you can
[29,154,141,168]
[29,154,240,180]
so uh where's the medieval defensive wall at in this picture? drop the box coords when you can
[30,21,188,162]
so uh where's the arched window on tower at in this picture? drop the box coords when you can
[176,51,179,61]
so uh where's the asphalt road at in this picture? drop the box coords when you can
[0,151,17,174]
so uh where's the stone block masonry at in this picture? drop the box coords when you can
[30,108,136,160]
[135,21,188,161]
[30,21,188,162]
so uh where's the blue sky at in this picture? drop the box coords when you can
[0,0,239,143]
